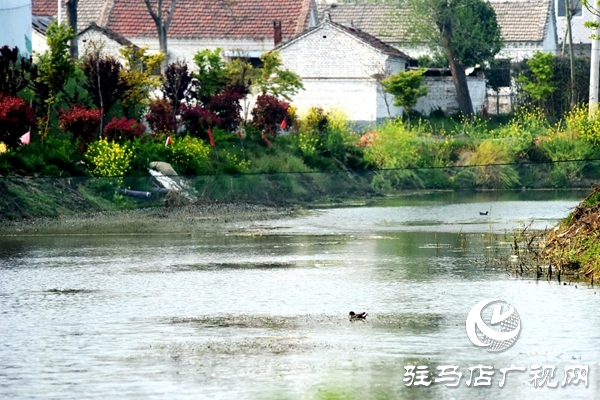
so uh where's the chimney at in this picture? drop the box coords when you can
[273,20,282,47]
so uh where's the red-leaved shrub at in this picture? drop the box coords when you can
[207,87,244,131]
[104,116,146,141]
[146,99,175,134]
[251,94,289,134]
[0,94,36,149]
[58,105,101,145]
[180,105,221,141]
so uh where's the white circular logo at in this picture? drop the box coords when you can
[465,298,521,352]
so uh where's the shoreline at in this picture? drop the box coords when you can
[0,203,297,236]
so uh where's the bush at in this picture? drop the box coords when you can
[85,139,133,177]
[207,86,245,131]
[167,135,211,174]
[459,139,520,189]
[146,99,175,134]
[180,105,221,141]
[104,116,146,142]
[58,105,101,145]
[564,104,600,147]
[363,120,420,169]
[0,94,36,149]
[251,94,289,134]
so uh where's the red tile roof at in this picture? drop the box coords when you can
[32,0,67,16]
[107,0,316,40]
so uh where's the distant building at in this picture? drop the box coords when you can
[0,0,32,56]
[277,16,410,122]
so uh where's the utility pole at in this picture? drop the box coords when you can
[58,0,62,24]
[590,1,600,117]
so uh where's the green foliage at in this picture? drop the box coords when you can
[517,52,556,103]
[0,135,81,176]
[35,21,75,107]
[458,139,520,189]
[193,48,229,101]
[381,68,427,116]
[167,135,211,175]
[564,103,600,146]
[118,46,164,113]
[85,139,133,177]
[254,51,303,101]
[416,53,447,68]
[407,0,503,67]
[363,120,420,169]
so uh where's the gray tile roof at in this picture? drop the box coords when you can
[317,0,553,44]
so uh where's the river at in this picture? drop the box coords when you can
[0,191,597,399]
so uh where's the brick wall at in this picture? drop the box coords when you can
[414,77,487,116]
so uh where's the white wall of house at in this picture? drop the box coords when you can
[128,37,278,69]
[555,2,594,45]
[77,30,128,62]
[278,23,406,122]
[0,0,32,56]
[414,76,487,116]
[32,29,48,56]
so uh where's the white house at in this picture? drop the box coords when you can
[277,17,410,123]
[75,23,138,62]
[552,0,593,50]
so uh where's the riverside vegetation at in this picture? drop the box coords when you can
[2,23,600,281]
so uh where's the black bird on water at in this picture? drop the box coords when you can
[349,311,368,320]
[479,211,489,216]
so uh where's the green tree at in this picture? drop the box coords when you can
[381,68,428,124]
[193,48,229,102]
[405,0,503,118]
[36,20,76,136]
[118,45,164,118]
[517,51,556,106]
[254,51,303,101]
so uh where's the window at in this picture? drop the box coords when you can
[557,0,582,17]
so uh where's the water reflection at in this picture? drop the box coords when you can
[0,192,597,399]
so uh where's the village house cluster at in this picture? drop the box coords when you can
[0,0,593,122]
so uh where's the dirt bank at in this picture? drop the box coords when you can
[542,185,600,280]
[0,203,296,236]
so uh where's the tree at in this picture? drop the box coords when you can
[36,20,76,136]
[142,0,177,70]
[162,61,194,135]
[381,68,427,124]
[406,0,503,118]
[517,51,556,107]
[81,49,128,135]
[193,48,229,103]
[118,45,164,118]
[254,51,303,101]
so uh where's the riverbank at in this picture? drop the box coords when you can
[0,203,296,236]
[542,185,600,281]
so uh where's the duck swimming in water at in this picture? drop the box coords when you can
[349,311,368,319]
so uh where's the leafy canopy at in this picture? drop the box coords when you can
[254,51,303,101]
[517,51,556,102]
[381,68,428,115]
[36,21,76,106]
[407,0,503,67]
